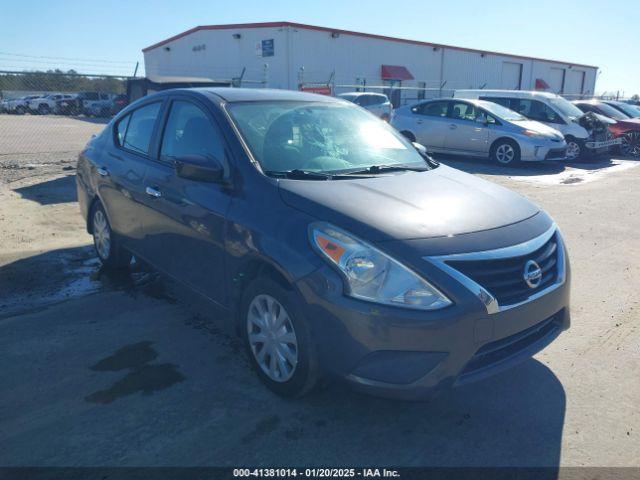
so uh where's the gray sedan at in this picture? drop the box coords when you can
[391,98,567,165]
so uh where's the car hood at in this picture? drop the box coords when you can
[278,164,539,242]
[515,120,564,138]
[614,118,640,129]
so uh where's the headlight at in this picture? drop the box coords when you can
[309,223,452,310]
[523,129,546,138]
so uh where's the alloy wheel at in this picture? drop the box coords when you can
[247,294,298,382]
[495,143,515,164]
[621,132,640,157]
[566,141,581,160]
[93,210,111,260]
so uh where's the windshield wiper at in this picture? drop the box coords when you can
[341,164,431,175]
[264,169,365,180]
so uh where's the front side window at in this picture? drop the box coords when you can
[517,100,562,124]
[449,102,476,121]
[119,102,161,155]
[227,101,426,174]
[160,100,226,163]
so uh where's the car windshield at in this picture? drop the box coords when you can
[609,102,640,118]
[479,101,525,121]
[592,102,630,120]
[227,101,426,175]
[548,96,584,121]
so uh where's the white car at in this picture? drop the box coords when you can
[453,90,616,160]
[6,95,42,114]
[337,92,393,120]
[27,94,76,115]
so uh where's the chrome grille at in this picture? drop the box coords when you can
[446,233,559,306]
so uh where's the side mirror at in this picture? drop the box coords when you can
[412,141,428,155]
[174,154,225,183]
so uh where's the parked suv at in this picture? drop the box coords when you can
[77,88,570,399]
[338,92,393,120]
[455,90,617,159]
[391,98,566,165]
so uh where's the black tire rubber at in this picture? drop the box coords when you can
[240,276,320,398]
[38,104,50,115]
[15,106,25,115]
[90,202,132,269]
[490,138,521,166]
[400,130,416,142]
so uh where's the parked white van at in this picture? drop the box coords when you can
[454,90,616,160]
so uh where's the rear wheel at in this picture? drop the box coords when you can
[91,203,131,269]
[491,139,520,165]
[241,276,319,397]
[15,105,25,115]
[38,104,51,115]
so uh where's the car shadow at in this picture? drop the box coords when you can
[436,154,566,177]
[13,174,77,205]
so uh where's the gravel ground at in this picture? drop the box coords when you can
[0,114,638,468]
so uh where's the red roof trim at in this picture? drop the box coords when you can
[142,21,598,69]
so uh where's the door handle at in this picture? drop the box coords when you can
[145,186,162,198]
[97,167,109,177]
[449,124,457,129]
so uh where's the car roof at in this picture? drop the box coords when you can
[338,92,387,97]
[456,89,560,99]
[189,87,342,103]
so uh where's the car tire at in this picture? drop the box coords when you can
[15,106,25,115]
[38,104,51,115]
[620,132,640,157]
[565,137,582,161]
[241,275,320,397]
[490,139,520,165]
[90,202,132,269]
[400,131,416,142]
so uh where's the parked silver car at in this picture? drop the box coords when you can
[391,98,567,165]
[338,92,393,120]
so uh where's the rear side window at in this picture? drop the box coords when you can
[415,101,448,117]
[517,100,562,123]
[116,102,161,155]
[160,100,225,163]
[480,96,513,109]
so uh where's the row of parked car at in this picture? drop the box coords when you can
[339,90,640,164]
[0,92,128,117]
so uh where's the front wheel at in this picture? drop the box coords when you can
[38,104,51,115]
[241,276,320,397]
[565,138,582,161]
[620,132,640,157]
[491,139,520,165]
[91,203,132,269]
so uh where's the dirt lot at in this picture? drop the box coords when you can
[0,114,639,468]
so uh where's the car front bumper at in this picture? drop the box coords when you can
[295,228,570,400]
[519,141,567,162]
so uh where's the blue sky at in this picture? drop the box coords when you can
[2,0,638,96]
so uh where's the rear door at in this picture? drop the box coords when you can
[443,101,490,155]
[140,96,233,306]
[411,100,450,149]
[97,101,163,252]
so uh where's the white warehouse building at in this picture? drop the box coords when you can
[143,21,598,106]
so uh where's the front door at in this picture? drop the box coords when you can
[140,97,233,307]
[444,101,490,155]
